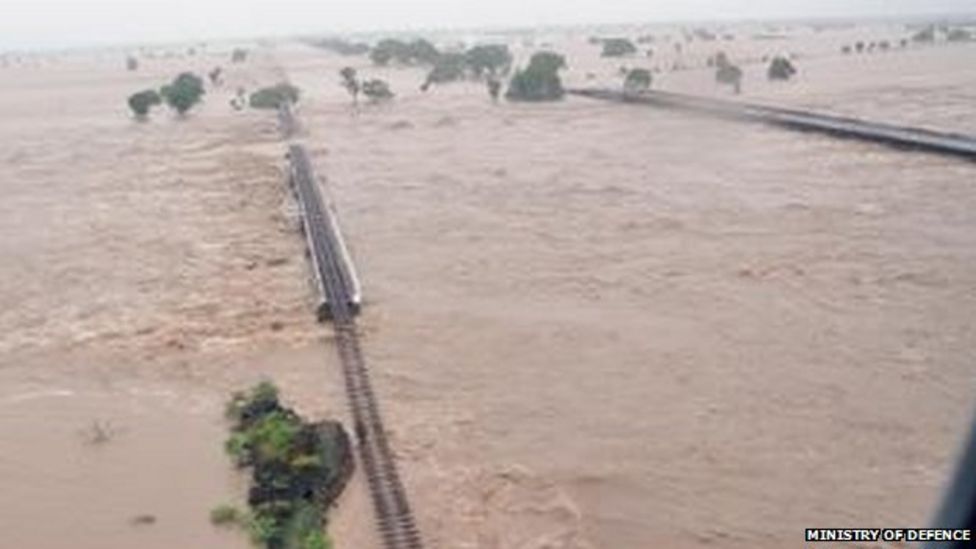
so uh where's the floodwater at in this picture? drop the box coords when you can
[2,20,976,549]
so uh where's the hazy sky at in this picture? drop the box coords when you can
[2,0,973,50]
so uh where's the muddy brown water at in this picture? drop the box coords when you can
[2,22,976,549]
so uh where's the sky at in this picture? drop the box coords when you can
[1,0,973,50]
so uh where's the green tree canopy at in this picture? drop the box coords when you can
[127,89,161,118]
[505,51,566,102]
[160,72,205,114]
[601,38,638,57]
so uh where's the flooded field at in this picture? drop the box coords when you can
[2,19,975,549]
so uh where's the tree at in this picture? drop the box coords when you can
[248,83,300,110]
[912,26,936,43]
[465,44,512,77]
[208,66,223,86]
[487,77,502,102]
[623,68,652,93]
[505,51,566,102]
[370,38,439,66]
[601,38,638,57]
[715,54,743,94]
[421,52,467,90]
[313,38,370,56]
[841,44,852,54]
[127,89,161,118]
[767,56,796,81]
[855,41,865,53]
[948,28,973,42]
[126,56,139,71]
[160,72,205,114]
[362,79,394,102]
[221,382,351,549]
[339,67,360,104]
[231,48,248,63]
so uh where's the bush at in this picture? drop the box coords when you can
[370,38,439,66]
[210,505,243,526]
[248,82,301,110]
[505,51,566,102]
[767,56,796,80]
[362,79,394,102]
[855,41,865,53]
[715,62,743,93]
[160,72,205,114]
[841,44,852,54]
[231,48,248,63]
[217,382,353,549]
[128,89,162,118]
[126,56,138,71]
[487,77,502,101]
[948,28,973,42]
[465,44,512,77]
[623,68,652,93]
[208,66,223,85]
[339,67,360,104]
[912,26,936,43]
[313,38,370,56]
[601,38,637,57]
[422,52,467,87]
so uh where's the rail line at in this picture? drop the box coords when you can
[281,105,423,548]
[569,88,976,159]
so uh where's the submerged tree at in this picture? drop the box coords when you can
[912,26,936,43]
[714,53,743,94]
[362,79,394,102]
[339,67,360,105]
[767,56,796,80]
[601,38,638,57]
[487,77,502,102]
[160,72,205,114]
[421,52,467,90]
[217,381,353,549]
[248,82,300,110]
[505,51,566,102]
[127,89,162,118]
[465,44,512,77]
[208,66,223,86]
[623,68,652,94]
[369,38,439,66]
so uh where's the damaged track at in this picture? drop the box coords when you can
[283,104,424,549]
[570,88,976,159]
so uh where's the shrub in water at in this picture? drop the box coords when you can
[601,38,637,57]
[505,51,566,102]
[160,72,205,114]
[362,78,394,102]
[422,52,467,89]
[465,44,512,77]
[218,381,352,549]
[623,68,652,93]
[248,83,301,110]
[313,38,370,56]
[767,56,796,80]
[339,67,360,104]
[715,62,743,94]
[128,89,162,118]
[370,38,439,66]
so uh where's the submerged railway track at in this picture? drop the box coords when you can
[570,88,976,160]
[280,104,424,549]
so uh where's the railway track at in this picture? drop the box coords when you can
[569,88,976,159]
[282,107,423,548]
